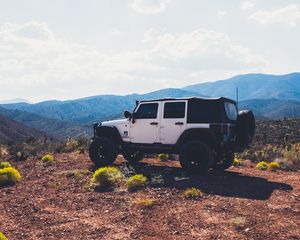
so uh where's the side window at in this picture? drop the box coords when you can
[134,103,158,119]
[163,102,186,118]
[224,102,237,121]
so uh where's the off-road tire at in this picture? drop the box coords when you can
[212,151,234,171]
[89,137,117,167]
[179,140,214,174]
[122,149,145,164]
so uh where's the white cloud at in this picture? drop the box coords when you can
[217,10,227,19]
[241,1,255,10]
[129,0,171,15]
[250,4,300,27]
[0,21,269,101]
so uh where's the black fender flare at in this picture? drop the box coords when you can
[176,128,218,149]
[94,125,123,144]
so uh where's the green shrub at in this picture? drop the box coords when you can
[91,167,122,188]
[158,153,169,161]
[127,174,147,191]
[268,161,280,171]
[0,167,21,186]
[233,156,241,166]
[134,197,155,208]
[0,162,12,169]
[184,187,203,199]
[41,154,54,164]
[0,232,7,240]
[256,161,269,170]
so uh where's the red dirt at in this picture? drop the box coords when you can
[1,153,299,240]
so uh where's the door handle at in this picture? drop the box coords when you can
[150,122,158,125]
[175,122,184,125]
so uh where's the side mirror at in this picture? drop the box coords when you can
[124,110,131,119]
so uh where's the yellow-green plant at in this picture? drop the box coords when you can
[134,197,155,208]
[41,154,54,165]
[0,232,7,240]
[0,162,12,169]
[0,167,21,186]
[91,167,122,188]
[184,187,203,199]
[158,153,169,161]
[233,155,241,166]
[256,161,268,170]
[126,174,147,191]
[268,161,280,171]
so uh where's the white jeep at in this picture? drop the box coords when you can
[89,97,255,173]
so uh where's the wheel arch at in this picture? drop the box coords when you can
[95,126,123,144]
[176,128,219,149]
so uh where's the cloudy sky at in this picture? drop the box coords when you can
[0,0,299,102]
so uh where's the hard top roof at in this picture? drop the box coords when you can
[138,97,236,104]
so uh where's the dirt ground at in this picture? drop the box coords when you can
[1,153,299,240]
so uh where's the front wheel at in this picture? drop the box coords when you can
[89,138,117,167]
[179,141,214,174]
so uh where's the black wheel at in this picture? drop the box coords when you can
[122,149,144,164]
[212,151,234,171]
[89,137,117,167]
[179,141,214,174]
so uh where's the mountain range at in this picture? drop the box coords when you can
[0,72,300,142]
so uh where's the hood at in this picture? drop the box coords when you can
[101,119,129,126]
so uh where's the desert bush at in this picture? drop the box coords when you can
[0,167,21,186]
[0,162,12,169]
[283,143,300,166]
[134,197,155,208]
[232,216,246,229]
[256,161,268,170]
[184,187,203,199]
[233,155,241,166]
[52,138,89,153]
[41,154,54,165]
[91,167,122,188]
[0,232,7,240]
[127,174,147,191]
[0,145,9,159]
[268,161,280,171]
[158,153,169,161]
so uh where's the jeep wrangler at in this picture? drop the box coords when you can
[89,97,255,173]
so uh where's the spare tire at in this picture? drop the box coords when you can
[236,110,255,151]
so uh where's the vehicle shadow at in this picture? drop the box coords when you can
[117,162,293,201]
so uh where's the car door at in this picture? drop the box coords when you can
[130,102,161,144]
[160,101,187,144]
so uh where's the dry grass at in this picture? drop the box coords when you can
[184,187,204,199]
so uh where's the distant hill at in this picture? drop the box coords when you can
[2,88,201,124]
[0,114,43,144]
[0,98,31,104]
[1,73,300,126]
[239,98,300,119]
[183,73,300,101]
[0,106,90,139]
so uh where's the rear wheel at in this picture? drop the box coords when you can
[179,141,214,174]
[89,137,117,167]
[212,151,234,171]
[122,149,145,164]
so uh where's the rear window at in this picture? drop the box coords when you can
[187,100,222,123]
[224,102,237,121]
[163,102,186,118]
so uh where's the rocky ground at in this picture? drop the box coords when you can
[0,153,299,240]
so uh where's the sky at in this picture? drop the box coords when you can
[0,0,299,102]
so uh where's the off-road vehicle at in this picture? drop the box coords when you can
[89,97,255,173]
